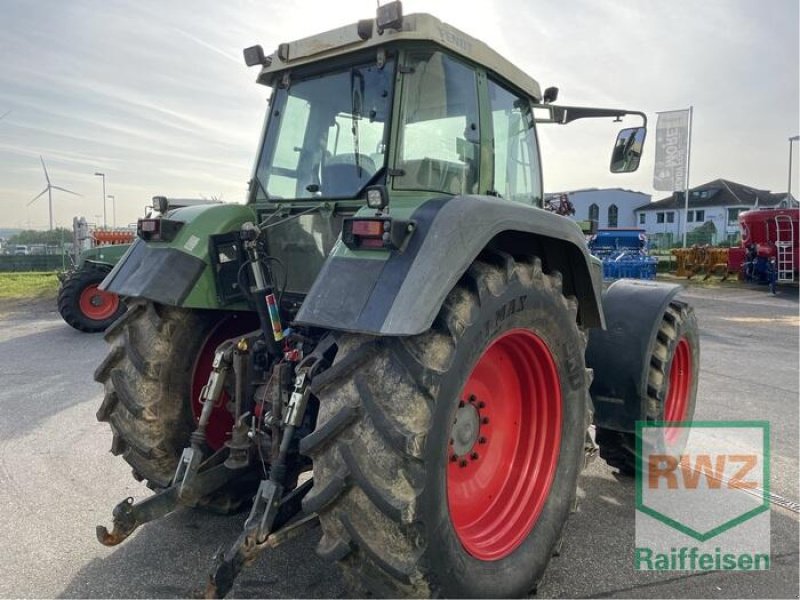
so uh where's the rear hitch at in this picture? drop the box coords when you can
[206,339,333,597]
[205,479,315,599]
[96,488,178,546]
[96,460,244,547]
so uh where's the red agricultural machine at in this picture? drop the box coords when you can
[728,207,799,284]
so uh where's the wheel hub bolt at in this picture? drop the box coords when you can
[477,401,485,409]
[481,417,490,425]
[470,452,479,461]
[478,436,487,445]
[459,459,468,468]
[468,394,476,404]
[450,454,458,462]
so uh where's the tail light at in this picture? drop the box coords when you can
[137,218,183,242]
[342,217,415,251]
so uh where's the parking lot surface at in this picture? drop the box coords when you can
[0,284,797,598]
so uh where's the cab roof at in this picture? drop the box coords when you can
[257,13,542,101]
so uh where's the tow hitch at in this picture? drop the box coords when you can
[96,457,243,547]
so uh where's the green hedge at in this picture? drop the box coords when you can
[0,255,70,272]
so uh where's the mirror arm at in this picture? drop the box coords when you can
[536,105,647,128]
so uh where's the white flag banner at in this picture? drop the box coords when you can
[653,110,690,191]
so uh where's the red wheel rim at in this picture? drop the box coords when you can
[78,284,120,321]
[446,328,562,561]
[190,314,258,450]
[664,337,692,443]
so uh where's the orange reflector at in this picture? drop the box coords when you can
[352,220,384,237]
[359,238,385,249]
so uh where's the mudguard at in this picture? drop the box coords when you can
[101,203,256,310]
[294,195,605,335]
[586,279,682,433]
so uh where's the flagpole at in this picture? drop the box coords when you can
[682,106,693,248]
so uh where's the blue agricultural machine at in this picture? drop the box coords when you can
[588,228,657,280]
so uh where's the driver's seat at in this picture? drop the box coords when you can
[321,154,376,197]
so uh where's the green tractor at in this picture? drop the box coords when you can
[58,217,134,333]
[95,5,699,597]
[58,240,129,333]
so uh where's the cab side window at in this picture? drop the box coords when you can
[489,80,542,206]
[395,51,480,195]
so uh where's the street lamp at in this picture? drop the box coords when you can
[107,195,116,228]
[789,135,800,202]
[94,172,106,229]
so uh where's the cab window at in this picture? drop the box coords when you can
[488,80,542,205]
[254,60,393,200]
[395,51,480,195]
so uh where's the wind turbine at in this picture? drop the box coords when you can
[28,156,81,230]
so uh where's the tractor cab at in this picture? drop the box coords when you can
[242,6,646,300]
[247,12,546,207]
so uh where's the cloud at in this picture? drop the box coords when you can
[0,0,797,229]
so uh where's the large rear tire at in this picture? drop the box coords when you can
[302,252,590,597]
[597,299,699,475]
[58,264,126,333]
[94,300,258,506]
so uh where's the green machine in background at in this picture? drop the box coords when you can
[58,199,219,332]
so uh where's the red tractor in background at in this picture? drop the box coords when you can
[728,207,799,285]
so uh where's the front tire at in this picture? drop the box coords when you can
[303,252,590,597]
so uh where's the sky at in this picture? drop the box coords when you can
[0,0,798,230]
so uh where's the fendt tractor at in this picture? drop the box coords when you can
[94,5,699,598]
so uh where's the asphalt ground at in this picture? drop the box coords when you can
[0,283,797,599]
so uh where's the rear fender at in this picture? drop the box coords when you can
[294,195,605,335]
[101,203,256,309]
[586,279,682,433]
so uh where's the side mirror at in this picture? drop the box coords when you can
[610,126,646,173]
[243,45,269,67]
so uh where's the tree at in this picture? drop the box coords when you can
[7,228,72,246]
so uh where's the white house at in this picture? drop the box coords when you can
[633,179,798,247]
[545,188,651,229]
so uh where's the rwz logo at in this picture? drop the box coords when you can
[635,421,770,571]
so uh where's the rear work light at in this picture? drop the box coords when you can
[365,185,389,210]
[137,218,183,242]
[342,217,416,252]
[151,195,169,213]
